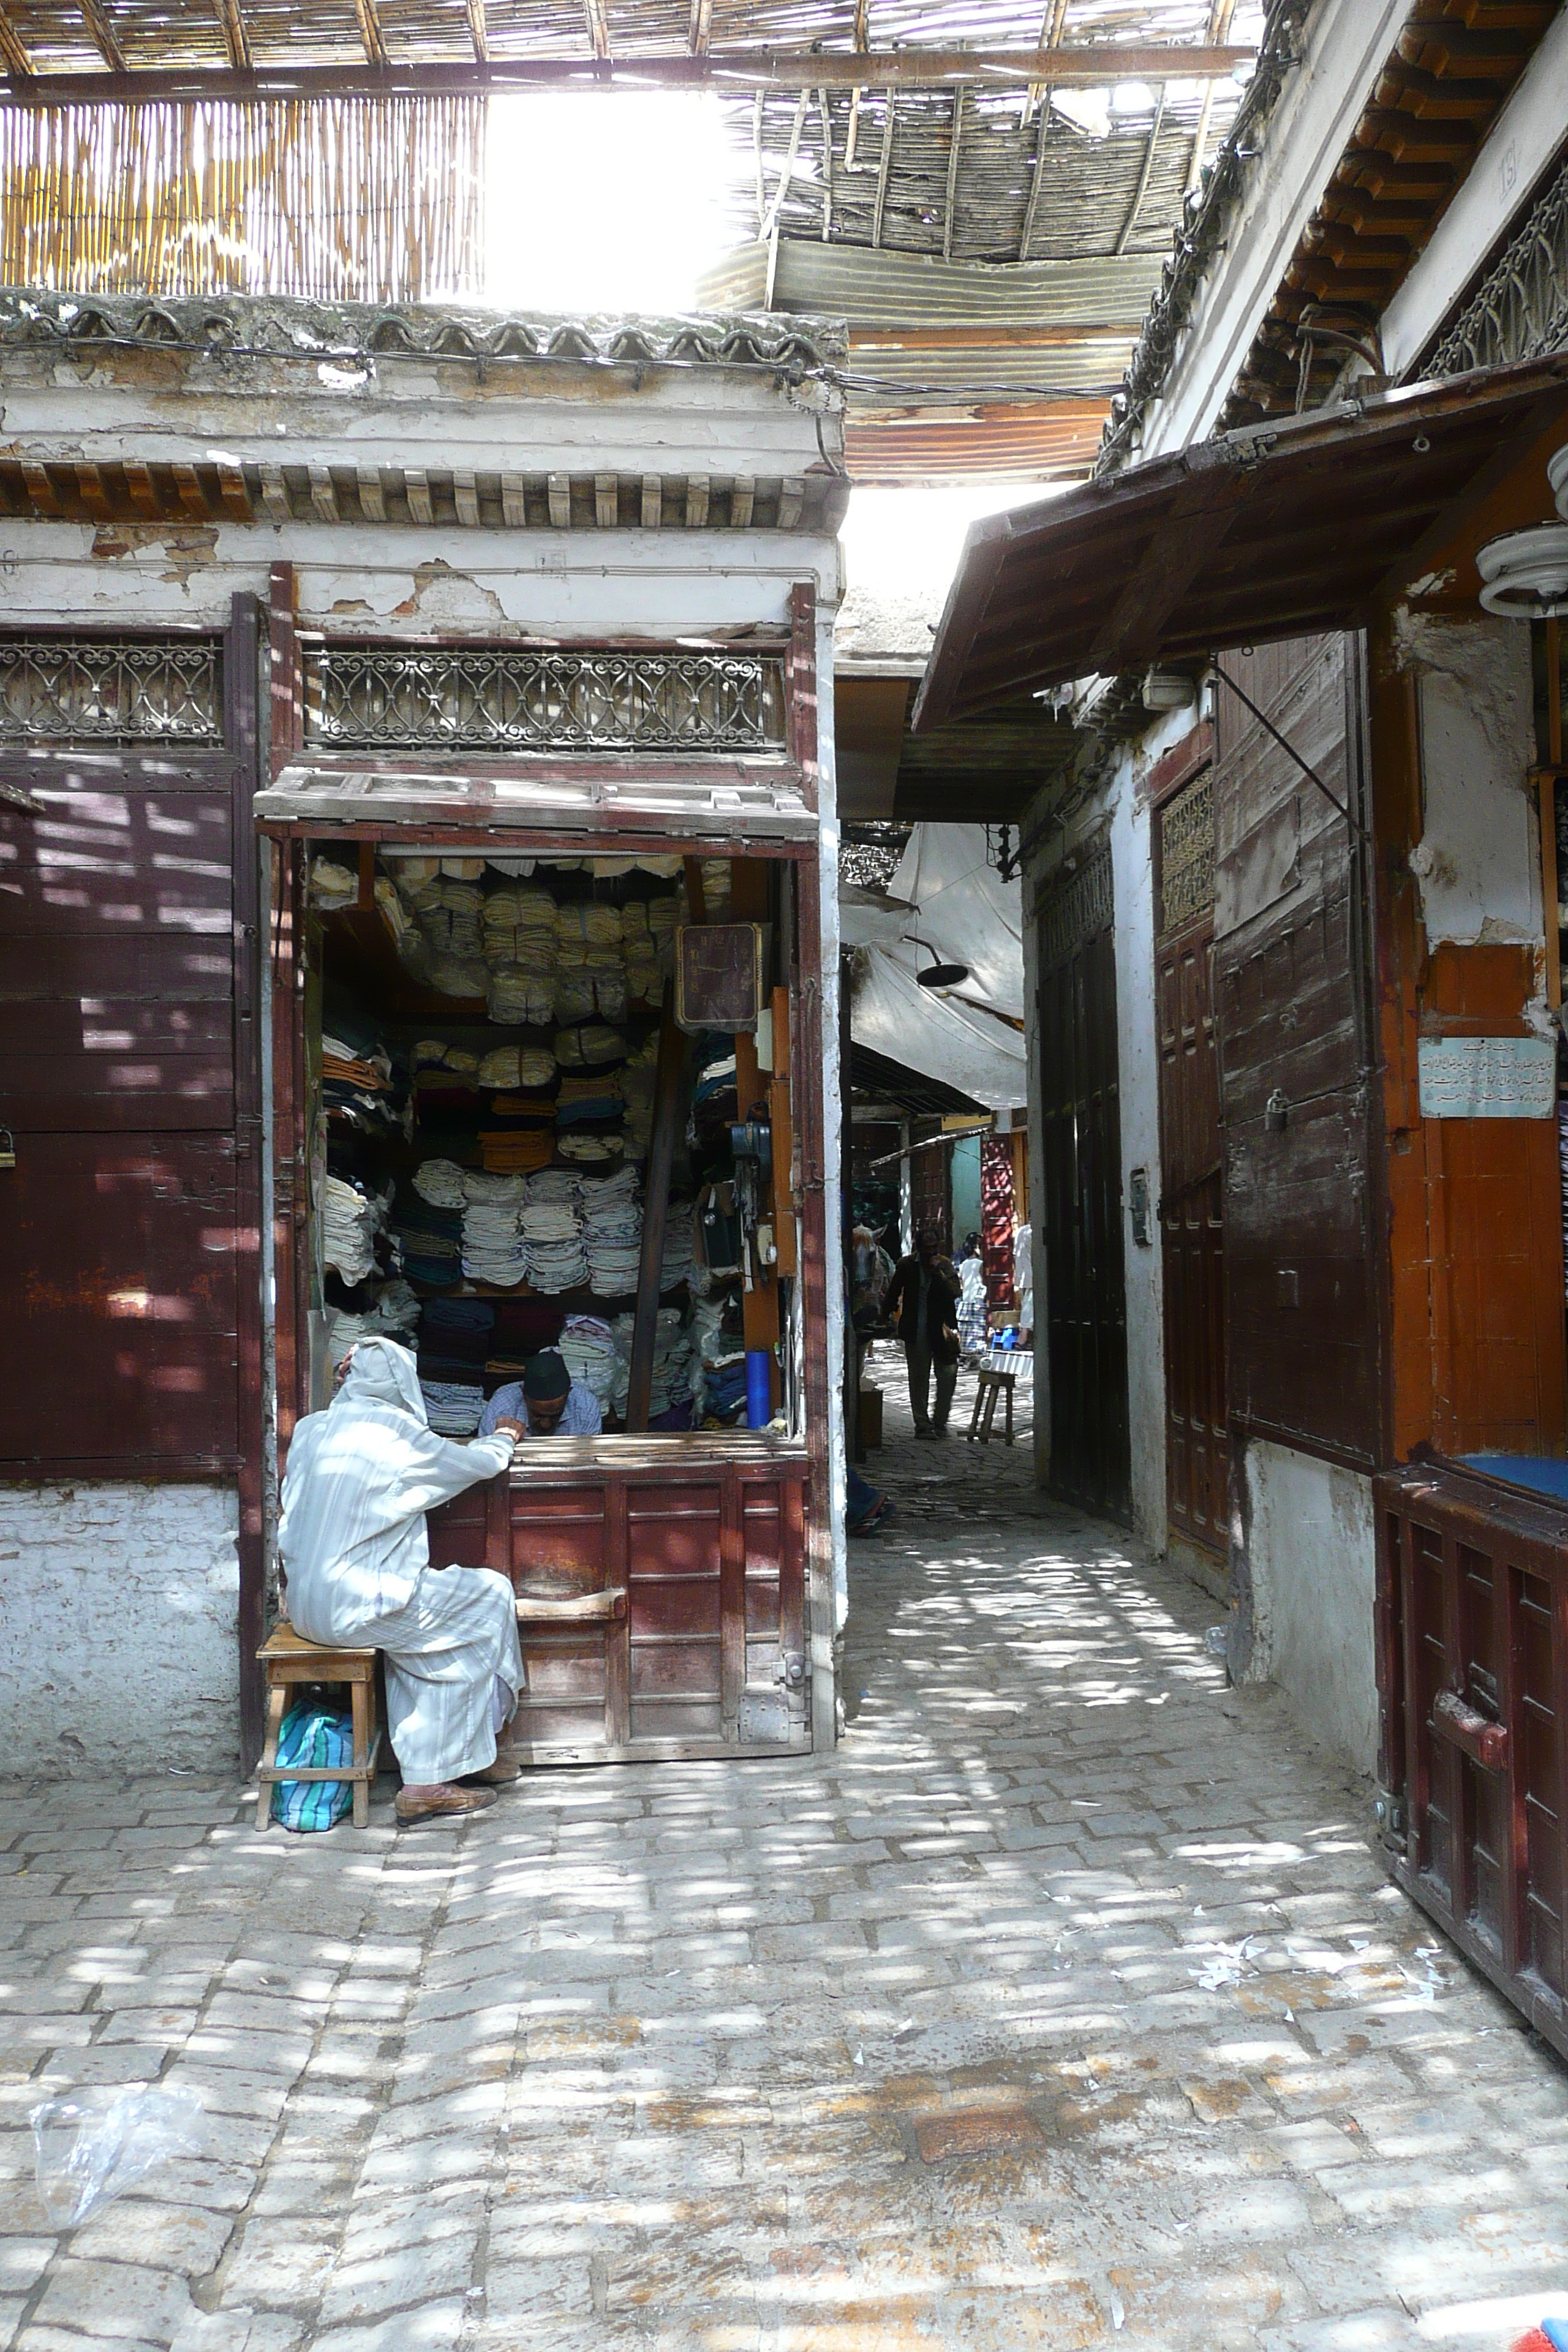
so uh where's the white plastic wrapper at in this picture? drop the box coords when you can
[31,2086,204,2228]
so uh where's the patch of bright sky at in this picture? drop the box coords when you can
[484,91,749,314]
[840,483,1065,616]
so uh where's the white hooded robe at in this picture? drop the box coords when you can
[278,1338,522,1784]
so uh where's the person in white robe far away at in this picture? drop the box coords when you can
[279,1336,528,1827]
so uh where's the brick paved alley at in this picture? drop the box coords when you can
[4,1369,1567,2352]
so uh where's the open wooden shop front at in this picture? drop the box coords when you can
[257,643,834,1768]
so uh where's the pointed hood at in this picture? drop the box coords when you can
[336,1336,427,1425]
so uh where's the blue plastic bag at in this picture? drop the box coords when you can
[271,1704,355,1831]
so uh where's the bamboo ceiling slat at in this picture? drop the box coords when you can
[0,94,485,299]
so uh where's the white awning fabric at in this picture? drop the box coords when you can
[848,823,1027,1112]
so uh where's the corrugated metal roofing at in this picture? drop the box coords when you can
[712,241,1166,328]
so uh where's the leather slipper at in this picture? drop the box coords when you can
[462,1757,522,1786]
[394,1784,498,1827]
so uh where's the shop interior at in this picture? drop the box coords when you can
[300,842,803,1450]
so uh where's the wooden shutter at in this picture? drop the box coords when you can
[1213,633,1385,1471]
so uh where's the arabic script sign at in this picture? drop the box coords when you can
[1417,1036,1557,1120]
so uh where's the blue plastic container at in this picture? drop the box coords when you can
[745,1349,772,1429]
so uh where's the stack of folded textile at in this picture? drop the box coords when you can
[488,1294,567,1378]
[479,1126,556,1176]
[488,965,555,1025]
[557,1313,617,1408]
[555,1070,622,1130]
[310,857,357,909]
[417,1296,495,1389]
[483,883,557,967]
[698,859,731,919]
[519,1188,588,1292]
[692,1282,747,1422]
[478,1046,527,1090]
[555,902,626,1022]
[416,875,484,960]
[648,892,679,971]
[487,856,536,879]
[321,1028,406,1142]
[429,956,490,1000]
[461,1172,527,1286]
[324,1275,421,1361]
[555,1024,627,1068]
[620,901,667,1006]
[323,1173,386,1286]
[391,1184,463,1287]
[413,1158,469,1210]
[419,1379,485,1436]
[610,1308,693,1420]
[618,1036,658,1161]
[414,1041,479,1079]
[660,1201,695,1294]
[559,1134,621,1165]
[580,1166,642,1295]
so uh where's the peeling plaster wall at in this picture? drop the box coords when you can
[1398,613,1539,954]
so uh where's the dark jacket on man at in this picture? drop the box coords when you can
[883,1253,962,1364]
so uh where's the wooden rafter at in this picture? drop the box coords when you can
[819,86,834,241]
[465,0,488,65]
[687,0,712,56]
[584,0,610,60]
[79,0,127,74]
[1022,0,1069,127]
[844,0,870,170]
[1117,83,1166,254]
[215,0,251,72]
[942,86,964,264]
[0,44,1259,103]
[1186,0,1236,194]
[352,0,388,69]
[872,91,895,248]
[0,5,31,78]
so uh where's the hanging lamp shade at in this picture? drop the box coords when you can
[1477,524,1568,619]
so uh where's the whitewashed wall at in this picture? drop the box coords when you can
[0,1484,240,1776]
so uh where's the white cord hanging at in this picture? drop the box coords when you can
[1476,524,1568,620]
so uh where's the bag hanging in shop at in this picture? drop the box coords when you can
[270,1705,356,1832]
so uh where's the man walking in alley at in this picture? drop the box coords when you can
[884,1226,962,1439]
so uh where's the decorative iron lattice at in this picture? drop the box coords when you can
[1159,770,1215,936]
[303,647,787,754]
[0,637,222,742]
[1038,840,1113,971]
[1428,154,1568,379]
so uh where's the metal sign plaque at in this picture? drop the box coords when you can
[1417,1035,1557,1120]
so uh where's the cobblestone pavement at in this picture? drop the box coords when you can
[4,1374,1567,2352]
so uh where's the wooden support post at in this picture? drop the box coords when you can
[625,1003,685,1432]
[770,984,798,1278]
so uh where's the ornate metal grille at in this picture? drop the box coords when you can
[1159,770,1215,936]
[1428,154,1568,378]
[0,637,222,742]
[1039,840,1113,970]
[303,647,787,754]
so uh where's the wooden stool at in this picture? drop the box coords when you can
[255,1620,381,1832]
[967,1365,1016,1445]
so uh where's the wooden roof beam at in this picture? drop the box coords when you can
[79,1,127,74]
[584,0,609,61]
[465,1,487,64]
[0,6,31,78]
[351,0,388,69]
[688,0,712,55]
[0,43,1257,102]
[942,85,965,264]
[216,0,251,72]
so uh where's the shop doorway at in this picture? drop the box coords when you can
[1036,842,1132,1520]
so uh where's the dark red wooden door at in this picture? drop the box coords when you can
[1156,761,1227,1558]
[1038,848,1131,1522]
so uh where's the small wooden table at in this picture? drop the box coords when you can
[967,1366,1016,1445]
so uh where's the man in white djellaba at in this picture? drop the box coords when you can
[279,1337,527,1827]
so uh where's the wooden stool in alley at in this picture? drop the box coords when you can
[967,1365,1016,1446]
[255,1620,381,1831]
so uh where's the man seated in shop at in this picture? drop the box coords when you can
[478,1347,603,1441]
[278,1337,524,1828]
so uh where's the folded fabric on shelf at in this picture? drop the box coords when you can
[324,1275,420,1361]
[461,1172,527,1287]
[323,1173,386,1287]
[557,1313,617,1406]
[488,965,556,1027]
[412,1158,470,1210]
[479,1128,556,1175]
[429,957,490,1000]
[419,1379,486,1438]
[555,1024,628,1068]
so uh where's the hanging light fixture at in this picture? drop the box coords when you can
[1477,524,1568,619]
[904,935,971,991]
[1477,442,1568,619]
